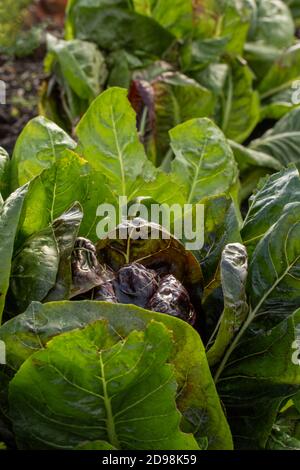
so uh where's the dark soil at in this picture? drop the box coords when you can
[0,52,45,154]
[0,0,65,155]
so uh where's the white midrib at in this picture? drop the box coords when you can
[99,353,120,449]
[111,105,126,197]
[187,139,207,204]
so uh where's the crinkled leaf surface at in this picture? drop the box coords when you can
[9,321,199,450]
[9,225,59,314]
[47,34,108,101]
[198,195,241,287]
[242,166,300,255]
[44,203,83,302]
[0,301,232,449]
[207,243,248,367]
[217,308,300,448]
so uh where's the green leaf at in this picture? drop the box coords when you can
[229,140,282,174]
[170,118,239,204]
[181,37,230,73]
[76,87,184,205]
[266,406,300,449]
[246,203,300,331]
[76,87,151,197]
[15,150,109,246]
[259,44,300,100]
[198,195,242,286]
[8,225,59,314]
[0,185,28,323]
[250,108,300,168]
[133,0,193,38]
[212,198,300,447]
[221,60,260,143]
[248,0,294,49]
[47,34,108,102]
[10,116,76,191]
[220,0,254,55]
[0,148,10,200]
[66,0,175,57]
[242,166,300,254]
[44,203,83,302]
[207,243,248,367]
[260,86,300,120]
[243,42,282,83]
[217,308,300,448]
[152,72,215,163]
[0,301,233,449]
[10,320,199,450]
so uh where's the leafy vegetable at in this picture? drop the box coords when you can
[1,1,300,449]
[10,321,200,450]
[0,301,233,449]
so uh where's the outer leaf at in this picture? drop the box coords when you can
[246,202,300,332]
[170,118,239,204]
[242,166,300,254]
[217,309,300,448]
[221,60,260,143]
[260,87,300,120]
[133,0,193,38]
[0,301,233,449]
[47,34,108,101]
[152,72,215,163]
[66,0,175,57]
[10,321,199,450]
[10,116,76,191]
[8,225,59,314]
[248,0,294,49]
[76,87,151,197]
[45,203,83,301]
[207,243,248,367]
[250,108,300,167]
[76,87,184,205]
[221,0,254,55]
[198,195,242,286]
[181,37,230,73]
[266,407,300,450]
[229,140,282,174]
[259,44,300,99]
[0,185,28,323]
[15,150,109,246]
